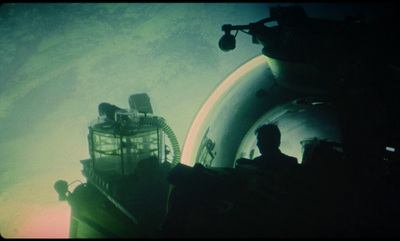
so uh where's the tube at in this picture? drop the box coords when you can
[139,116,181,167]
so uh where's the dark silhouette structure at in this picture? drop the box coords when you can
[236,124,299,175]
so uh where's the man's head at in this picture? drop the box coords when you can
[255,124,281,155]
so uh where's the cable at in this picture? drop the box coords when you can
[139,116,181,167]
[68,180,83,186]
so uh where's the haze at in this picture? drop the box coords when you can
[0,3,397,238]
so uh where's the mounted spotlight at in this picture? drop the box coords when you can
[54,180,69,201]
[218,24,238,52]
[218,32,236,52]
[54,179,82,201]
[219,23,260,52]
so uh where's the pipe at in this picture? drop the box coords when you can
[139,116,181,167]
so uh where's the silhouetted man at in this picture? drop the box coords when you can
[236,124,298,175]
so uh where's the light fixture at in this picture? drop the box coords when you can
[54,180,69,201]
[218,32,236,52]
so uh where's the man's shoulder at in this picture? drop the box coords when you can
[253,156,263,161]
[280,153,298,164]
